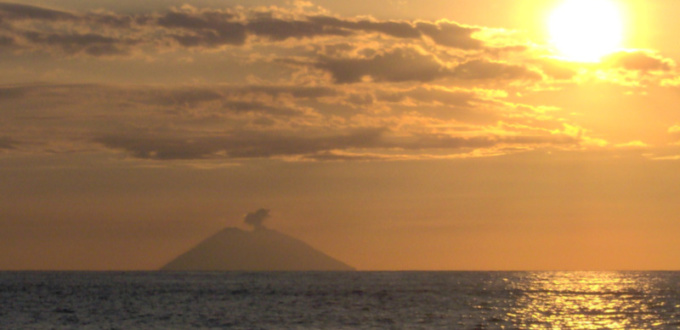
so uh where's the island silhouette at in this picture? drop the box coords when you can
[161,209,354,271]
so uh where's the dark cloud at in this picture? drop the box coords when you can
[388,134,495,150]
[93,127,579,161]
[377,86,477,107]
[240,85,338,99]
[243,208,270,230]
[221,101,302,116]
[151,87,223,107]
[87,12,137,28]
[93,128,386,160]
[0,2,76,21]
[316,49,541,84]
[174,85,338,102]
[168,27,247,48]
[307,15,421,39]
[153,7,426,48]
[415,21,483,50]
[316,47,449,83]
[94,135,220,160]
[0,2,491,56]
[0,3,141,27]
[0,35,14,46]
[0,82,586,161]
[246,16,350,41]
[0,136,17,149]
[22,31,133,56]
[155,8,484,49]
[157,8,247,47]
[0,83,336,114]
[0,84,29,99]
[130,85,335,116]
[452,59,541,81]
[0,3,149,56]
[389,133,578,151]
[305,151,386,161]
[0,82,585,161]
[157,9,238,30]
[604,51,674,72]
[374,86,502,123]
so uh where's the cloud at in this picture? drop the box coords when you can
[156,6,248,47]
[5,0,652,164]
[243,208,270,230]
[0,84,30,99]
[0,3,142,57]
[0,2,77,21]
[0,0,675,189]
[315,47,448,83]
[93,128,387,160]
[21,31,134,56]
[92,126,581,161]
[314,48,541,84]
[138,85,338,107]
[0,136,17,149]
[242,85,338,99]
[303,150,389,161]
[246,16,351,41]
[388,133,578,151]
[156,6,239,30]
[0,82,593,162]
[452,59,541,81]
[306,15,421,39]
[415,20,483,49]
[604,51,674,72]
[0,35,15,47]
[0,2,490,57]
[130,86,334,121]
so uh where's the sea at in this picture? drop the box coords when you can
[2,271,680,329]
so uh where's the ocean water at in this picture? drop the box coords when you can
[2,271,680,329]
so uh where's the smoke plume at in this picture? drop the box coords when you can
[244,208,270,230]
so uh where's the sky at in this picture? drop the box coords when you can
[1,0,680,271]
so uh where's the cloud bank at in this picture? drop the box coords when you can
[0,2,678,164]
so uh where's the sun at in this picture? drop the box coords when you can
[548,0,624,62]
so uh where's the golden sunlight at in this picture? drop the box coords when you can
[548,0,624,62]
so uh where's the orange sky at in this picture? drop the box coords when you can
[1,0,680,270]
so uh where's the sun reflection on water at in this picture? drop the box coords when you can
[508,272,666,329]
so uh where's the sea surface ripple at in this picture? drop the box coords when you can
[2,271,680,329]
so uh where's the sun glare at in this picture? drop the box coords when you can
[549,0,624,62]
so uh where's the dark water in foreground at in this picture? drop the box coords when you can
[2,271,680,329]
